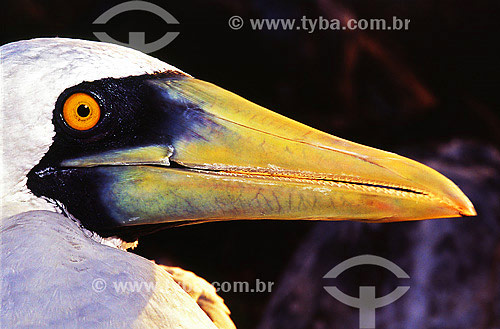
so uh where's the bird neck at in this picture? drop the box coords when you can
[1,171,57,219]
[0,104,56,218]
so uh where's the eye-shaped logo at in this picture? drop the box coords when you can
[323,255,410,329]
[93,1,180,53]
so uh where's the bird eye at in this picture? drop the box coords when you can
[62,93,101,131]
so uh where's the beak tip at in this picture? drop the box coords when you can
[454,196,476,217]
[460,205,477,217]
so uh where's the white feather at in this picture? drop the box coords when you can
[0,210,218,328]
[0,38,236,329]
[0,38,182,217]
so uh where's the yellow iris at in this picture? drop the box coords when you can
[62,93,100,131]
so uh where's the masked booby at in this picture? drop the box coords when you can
[0,38,475,328]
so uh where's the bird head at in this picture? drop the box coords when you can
[1,38,475,241]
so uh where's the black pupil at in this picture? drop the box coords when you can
[77,104,91,117]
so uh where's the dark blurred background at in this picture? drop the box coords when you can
[4,0,499,328]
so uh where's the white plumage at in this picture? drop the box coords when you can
[1,211,220,328]
[1,38,180,217]
[1,38,233,328]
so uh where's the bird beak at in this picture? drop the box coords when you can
[62,77,475,228]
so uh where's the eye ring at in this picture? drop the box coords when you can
[62,93,101,131]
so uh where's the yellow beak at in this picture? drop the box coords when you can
[63,77,476,227]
